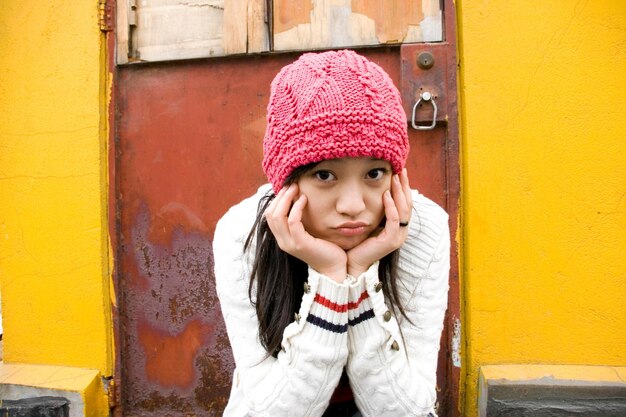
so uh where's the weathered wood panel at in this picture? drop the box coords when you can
[119,0,269,64]
[247,0,270,53]
[273,0,442,51]
[223,0,247,54]
[134,0,226,62]
[116,0,130,64]
[117,0,440,63]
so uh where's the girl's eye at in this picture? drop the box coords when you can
[314,170,336,181]
[366,168,387,180]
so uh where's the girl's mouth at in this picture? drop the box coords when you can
[335,222,368,237]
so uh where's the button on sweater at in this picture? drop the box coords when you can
[213,184,450,417]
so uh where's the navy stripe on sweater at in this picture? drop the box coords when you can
[306,314,348,333]
[348,309,375,326]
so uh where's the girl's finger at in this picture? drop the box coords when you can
[400,168,413,210]
[265,187,286,217]
[272,184,298,218]
[287,194,309,238]
[266,185,298,243]
[382,189,400,230]
[391,174,410,225]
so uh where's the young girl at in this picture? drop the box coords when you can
[213,50,449,417]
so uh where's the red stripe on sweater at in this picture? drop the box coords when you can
[314,294,348,312]
[347,291,369,310]
[314,291,370,313]
[313,291,370,313]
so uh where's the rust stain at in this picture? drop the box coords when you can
[116,60,271,249]
[137,391,189,413]
[138,319,213,389]
[123,251,150,291]
[149,202,210,247]
[194,347,233,412]
[169,295,195,321]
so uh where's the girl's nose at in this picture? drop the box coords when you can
[336,185,366,217]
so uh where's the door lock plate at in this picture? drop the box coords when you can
[401,44,450,124]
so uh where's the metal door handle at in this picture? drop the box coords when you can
[411,91,438,130]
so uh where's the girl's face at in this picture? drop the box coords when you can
[296,157,392,251]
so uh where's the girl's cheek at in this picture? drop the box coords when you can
[369,226,384,238]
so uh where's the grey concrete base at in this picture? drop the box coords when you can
[479,366,626,417]
[0,385,83,417]
[485,384,626,416]
[0,397,69,417]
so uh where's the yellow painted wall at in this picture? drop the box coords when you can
[1,0,625,415]
[457,1,626,415]
[0,1,112,374]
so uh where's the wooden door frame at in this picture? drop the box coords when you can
[439,1,462,415]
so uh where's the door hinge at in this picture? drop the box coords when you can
[99,0,113,32]
[106,378,118,409]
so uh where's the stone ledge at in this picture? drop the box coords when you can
[479,364,626,417]
[0,363,108,417]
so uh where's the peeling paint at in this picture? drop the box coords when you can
[452,317,461,368]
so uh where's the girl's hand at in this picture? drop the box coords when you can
[347,169,412,277]
[265,184,348,282]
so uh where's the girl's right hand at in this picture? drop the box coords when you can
[265,184,348,283]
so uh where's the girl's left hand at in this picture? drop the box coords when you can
[346,169,412,277]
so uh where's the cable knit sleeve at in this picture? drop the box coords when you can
[346,190,450,417]
[213,186,349,417]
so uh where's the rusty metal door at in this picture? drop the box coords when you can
[112,4,460,417]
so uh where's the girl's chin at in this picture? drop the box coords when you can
[332,236,368,251]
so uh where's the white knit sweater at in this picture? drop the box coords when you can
[213,184,450,417]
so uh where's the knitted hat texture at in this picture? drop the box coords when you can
[263,49,409,192]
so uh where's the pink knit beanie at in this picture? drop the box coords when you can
[263,49,409,192]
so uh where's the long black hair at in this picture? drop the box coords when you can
[244,164,409,356]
